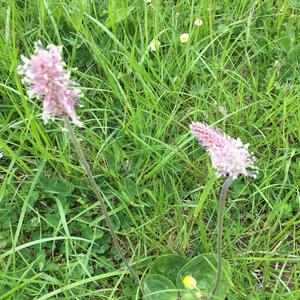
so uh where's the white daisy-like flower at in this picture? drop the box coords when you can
[149,39,160,52]
[194,18,203,27]
[180,33,189,43]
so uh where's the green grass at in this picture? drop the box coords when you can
[0,0,299,299]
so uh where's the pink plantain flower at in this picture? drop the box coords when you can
[190,122,258,179]
[18,42,83,127]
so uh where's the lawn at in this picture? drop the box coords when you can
[0,0,299,299]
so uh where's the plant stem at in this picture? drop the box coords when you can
[63,117,144,294]
[211,176,234,299]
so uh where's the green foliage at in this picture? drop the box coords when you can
[144,254,232,299]
[0,0,299,299]
[106,3,135,29]
[176,254,231,299]
[144,274,177,300]
[150,254,189,284]
[279,27,300,65]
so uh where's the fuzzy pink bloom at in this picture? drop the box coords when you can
[190,122,257,179]
[18,42,83,127]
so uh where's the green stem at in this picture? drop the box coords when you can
[211,176,234,299]
[63,117,144,294]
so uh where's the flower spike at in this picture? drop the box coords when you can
[18,42,83,126]
[190,122,258,179]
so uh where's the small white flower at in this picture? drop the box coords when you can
[218,105,227,116]
[149,39,160,52]
[194,18,203,27]
[274,60,280,68]
[144,0,151,3]
[180,33,189,43]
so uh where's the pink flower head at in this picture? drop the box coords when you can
[18,42,83,127]
[190,122,258,179]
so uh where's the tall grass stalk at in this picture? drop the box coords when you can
[211,176,234,298]
[63,116,144,295]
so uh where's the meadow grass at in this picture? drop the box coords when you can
[0,0,299,299]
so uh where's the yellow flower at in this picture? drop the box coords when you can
[180,33,189,43]
[194,19,203,27]
[182,275,197,289]
[149,39,160,52]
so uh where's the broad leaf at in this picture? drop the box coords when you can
[176,254,232,300]
[150,254,189,284]
[144,274,178,300]
[106,5,135,28]
[287,44,300,64]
